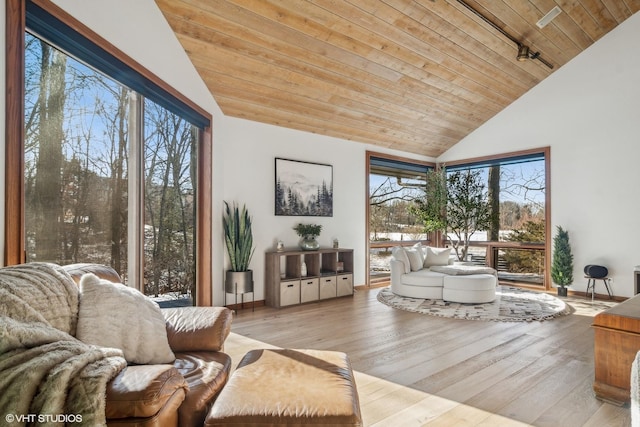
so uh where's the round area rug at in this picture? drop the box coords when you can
[377,286,572,322]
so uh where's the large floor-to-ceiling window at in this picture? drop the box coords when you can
[445,149,549,288]
[6,0,213,305]
[367,152,434,286]
[367,148,549,289]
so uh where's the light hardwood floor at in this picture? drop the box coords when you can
[225,287,630,426]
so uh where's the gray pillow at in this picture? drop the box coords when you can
[391,246,411,274]
[424,246,452,267]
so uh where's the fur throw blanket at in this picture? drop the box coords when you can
[632,351,640,427]
[0,263,126,426]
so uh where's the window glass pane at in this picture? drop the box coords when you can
[143,98,197,306]
[445,158,546,286]
[497,161,546,242]
[26,1,210,129]
[369,171,427,241]
[20,9,209,304]
[368,156,430,285]
[24,33,129,272]
[445,159,545,244]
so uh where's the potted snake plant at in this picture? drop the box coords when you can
[223,201,255,297]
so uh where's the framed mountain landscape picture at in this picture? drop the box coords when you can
[275,158,333,217]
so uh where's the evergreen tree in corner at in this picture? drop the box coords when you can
[551,226,573,294]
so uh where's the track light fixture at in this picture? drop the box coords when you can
[517,44,529,61]
[456,0,553,69]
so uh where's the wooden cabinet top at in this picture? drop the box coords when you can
[593,294,640,334]
[266,248,353,255]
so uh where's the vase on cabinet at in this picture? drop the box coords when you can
[299,236,320,251]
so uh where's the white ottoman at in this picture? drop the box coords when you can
[442,274,497,303]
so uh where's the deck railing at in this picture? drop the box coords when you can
[369,239,546,288]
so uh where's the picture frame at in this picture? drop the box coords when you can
[275,158,333,217]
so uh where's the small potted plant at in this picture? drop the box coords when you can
[551,225,573,297]
[293,223,322,251]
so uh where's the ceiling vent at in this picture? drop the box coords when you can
[536,6,562,29]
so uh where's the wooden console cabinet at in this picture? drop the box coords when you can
[592,294,640,405]
[265,248,354,308]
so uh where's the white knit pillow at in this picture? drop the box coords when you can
[76,273,175,364]
[391,246,411,274]
[424,246,452,267]
[411,242,426,266]
[405,249,424,271]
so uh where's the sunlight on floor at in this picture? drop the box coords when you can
[225,332,534,426]
[563,295,618,317]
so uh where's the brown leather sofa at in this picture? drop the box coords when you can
[63,263,233,427]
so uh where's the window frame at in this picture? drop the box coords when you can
[443,147,551,289]
[365,150,436,287]
[5,0,213,305]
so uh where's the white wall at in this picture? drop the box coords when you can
[218,116,406,302]
[219,126,429,304]
[440,12,640,297]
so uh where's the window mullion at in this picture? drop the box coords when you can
[128,92,144,292]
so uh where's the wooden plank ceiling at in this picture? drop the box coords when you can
[156,0,639,157]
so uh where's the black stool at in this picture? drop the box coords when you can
[584,265,612,301]
[585,275,612,301]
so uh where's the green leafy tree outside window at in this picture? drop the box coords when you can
[446,170,494,261]
[412,168,494,261]
[503,220,545,274]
